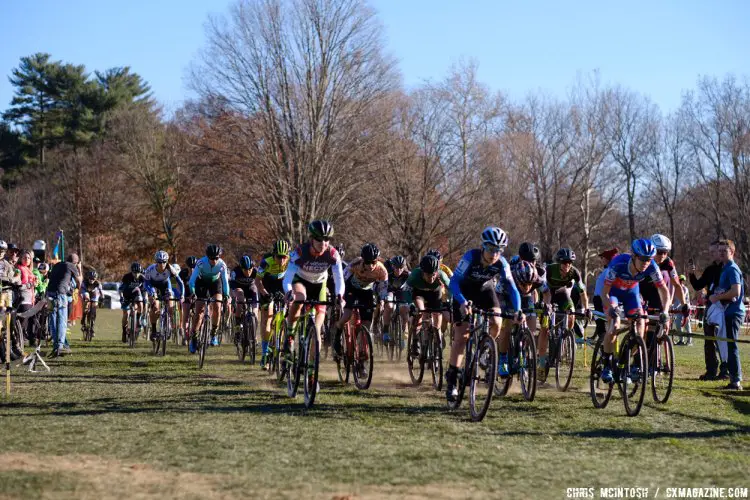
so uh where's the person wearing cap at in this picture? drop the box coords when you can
[45,253,81,357]
[592,248,619,340]
[673,274,693,346]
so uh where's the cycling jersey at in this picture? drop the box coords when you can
[450,249,520,310]
[283,242,344,296]
[230,265,257,289]
[144,263,185,297]
[384,260,409,292]
[188,257,230,296]
[604,254,664,291]
[544,263,584,293]
[639,257,678,310]
[119,272,145,295]
[344,257,388,294]
[81,279,104,302]
[257,253,288,280]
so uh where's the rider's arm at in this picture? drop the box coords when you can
[600,282,613,314]
[657,281,672,312]
[670,273,687,306]
[282,261,299,294]
[448,253,471,305]
[188,263,200,293]
[503,274,521,312]
[220,264,230,297]
[331,259,345,297]
[174,269,185,298]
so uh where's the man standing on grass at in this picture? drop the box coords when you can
[690,240,727,380]
[46,253,80,358]
[708,240,744,391]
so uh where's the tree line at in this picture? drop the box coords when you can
[1,0,749,284]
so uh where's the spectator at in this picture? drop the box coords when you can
[674,275,693,346]
[45,253,81,358]
[708,239,744,390]
[689,240,728,380]
[15,250,37,348]
[593,247,619,340]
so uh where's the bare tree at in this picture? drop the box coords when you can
[190,0,398,243]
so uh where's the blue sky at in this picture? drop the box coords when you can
[1,0,748,114]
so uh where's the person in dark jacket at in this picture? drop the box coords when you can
[689,240,726,380]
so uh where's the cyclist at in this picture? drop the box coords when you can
[256,240,290,368]
[81,269,104,338]
[188,244,230,351]
[545,248,591,331]
[403,254,451,356]
[331,243,388,361]
[282,220,345,361]
[445,227,521,401]
[427,248,453,334]
[230,255,259,337]
[119,262,146,343]
[381,255,410,346]
[144,251,184,341]
[599,238,671,383]
[179,256,197,344]
[639,234,688,312]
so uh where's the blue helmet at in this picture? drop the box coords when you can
[631,239,656,259]
[239,255,253,270]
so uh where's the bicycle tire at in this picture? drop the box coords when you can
[353,325,374,390]
[322,315,331,361]
[161,309,169,356]
[336,324,351,384]
[589,338,613,409]
[303,328,320,408]
[407,329,424,386]
[288,321,306,397]
[621,334,648,417]
[555,329,575,392]
[248,312,257,366]
[275,320,287,382]
[651,332,674,404]
[448,335,475,411]
[128,310,137,348]
[519,327,537,402]
[469,335,497,422]
[430,327,443,391]
[198,314,210,369]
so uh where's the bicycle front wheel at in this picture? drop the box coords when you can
[621,334,648,417]
[555,329,575,392]
[407,330,424,386]
[651,333,674,404]
[519,328,537,402]
[589,338,613,409]
[469,335,497,422]
[198,316,210,369]
[430,327,443,391]
[353,326,374,390]
[276,320,288,382]
[303,329,320,408]
[248,312,257,366]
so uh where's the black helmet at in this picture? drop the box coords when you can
[426,248,442,261]
[87,269,98,280]
[131,262,142,274]
[361,243,380,263]
[185,256,197,268]
[518,242,540,263]
[390,255,405,268]
[555,247,576,263]
[240,255,252,270]
[308,220,334,240]
[206,244,221,259]
[419,255,439,274]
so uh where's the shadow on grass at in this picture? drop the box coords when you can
[697,389,750,416]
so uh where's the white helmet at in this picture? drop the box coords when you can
[481,226,509,248]
[650,234,672,252]
[33,240,47,251]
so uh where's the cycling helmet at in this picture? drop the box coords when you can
[308,220,334,240]
[32,240,46,251]
[518,242,540,263]
[155,250,169,263]
[186,256,197,268]
[131,262,142,274]
[273,239,290,257]
[651,234,672,252]
[419,255,440,274]
[240,255,252,270]
[0,240,6,250]
[87,269,98,280]
[390,255,406,268]
[426,248,442,261]
[206,244,221,259]
[361,243,380,263]
[631,238,657,259]
[512,260,538,285]
[555,248,576,263]
[335,244,345,259]
[481,226,508,248]
[38,262,49,272]
[170,263,180,274]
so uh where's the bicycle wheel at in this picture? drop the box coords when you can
[448,335,475,411]
[128,310,137,348]
[651,333,674,404]
[248,312,257,366]
[589,338,613,409]
[519,328,537,402]
[236,316,247,362]
[288,322,306,397]
[303,328,320,408]
[198,314,210,369]
[336,324,351,384]
[353,325,374,390]
[321,315,331,361]
[388,314,399,362]
[555,329,575,392]
[161,309,170,356]
[621,334,648,417]
[430,327,443,391]
[407,329,425,385]
[275,320,287,382]
[469,335,498,422]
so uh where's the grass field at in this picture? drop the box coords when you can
[1,309,749,500]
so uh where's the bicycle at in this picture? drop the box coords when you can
[643,307,676,403]
[265,292,287,379]
[321,295,339,361]
[152,296,179,356]
[494,310,537,401]
[407,307,445,390]
[124,296,143,348]
[284,299,333,408]
[589,310,651,417]
[172,301,182,345]
[335,302,375,390]
[538,307,588,391]
[81,298,99,342]
[234,298,259,364]
[381,298,407,362]
[195,297,223,369]
[447,304,500,422]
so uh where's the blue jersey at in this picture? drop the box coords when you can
[450,249,520,310]
[603,254,663,291]
[188,257,230,296]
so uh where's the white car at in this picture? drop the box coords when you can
[101,282,122,309]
